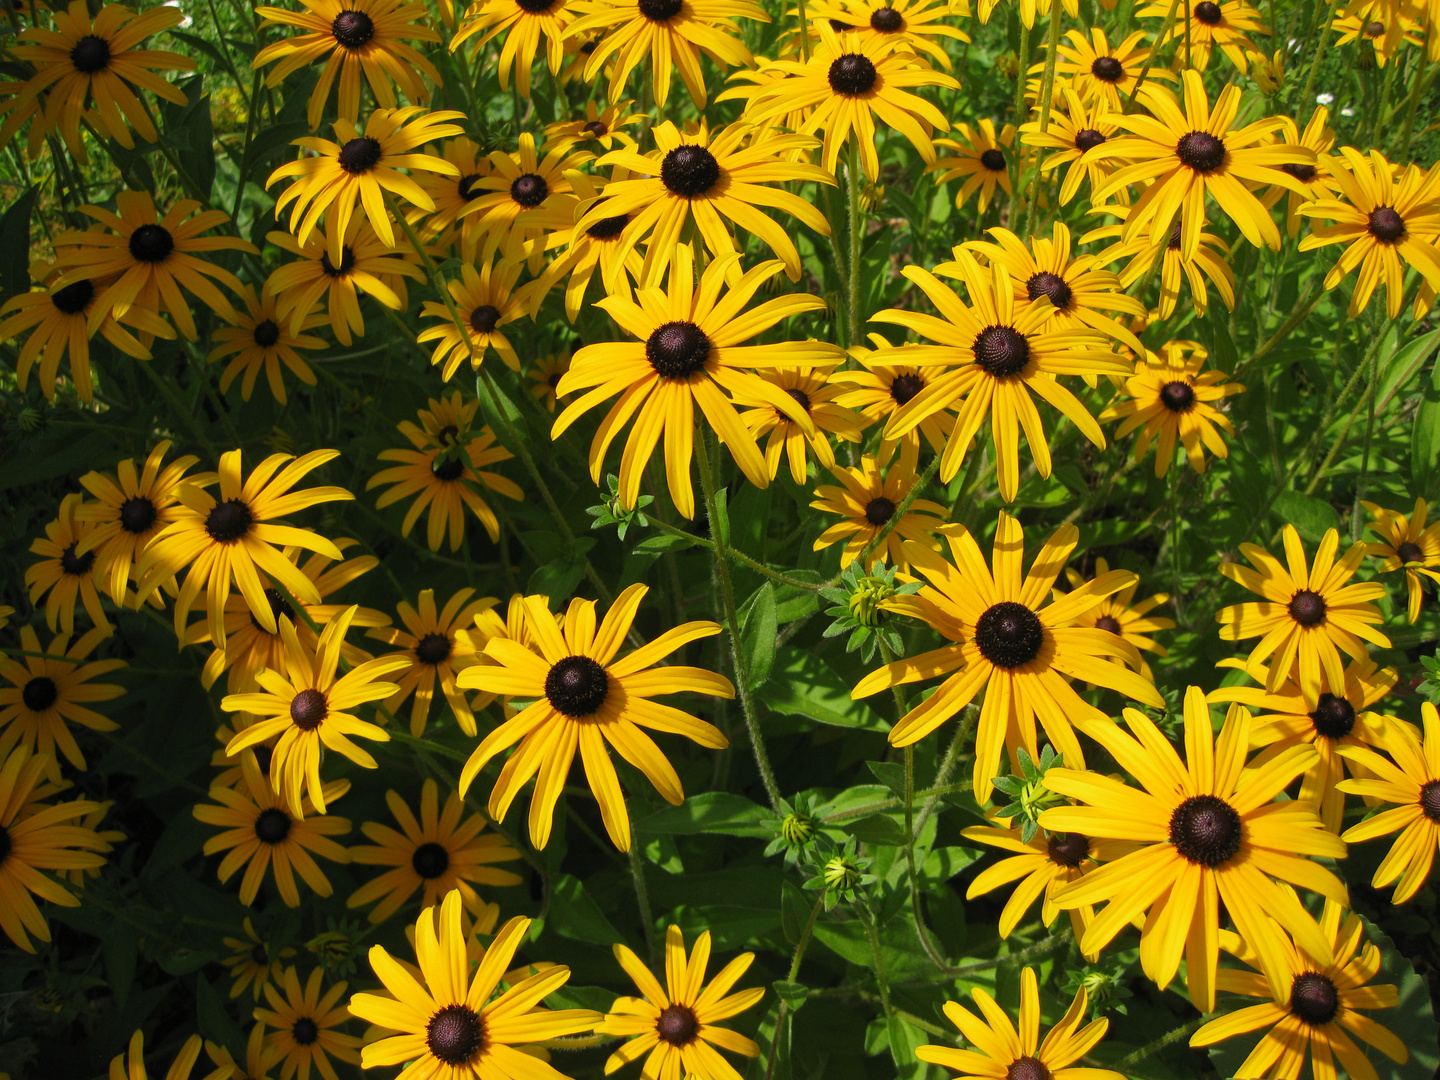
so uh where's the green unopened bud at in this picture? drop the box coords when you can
[32,988,64,1013]
[823,855,861,892]
[847,575,895,628]
[307,931,351,967]
[781,812,815,848]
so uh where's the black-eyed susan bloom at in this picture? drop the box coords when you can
[1048,27,1173,109]
[1039,689,1347,1013]
[349,893,602,1077]
[1217,525,1390,709]
[1089,71,1315,261]
[209,289,327,405]
[852,512,1164,802]
[552,247,841,520]
[870,252,1128,499]
[810,449,948,571]
[224,607,407,816]
[51,192,256,340]
[1209,656,1397,833]
[222,917,297,1001]
[253,0,442,129]
[8,0,195,161]
[528,352,571,411]
[459,133,595,269]
[1190,903,1408,1079]
[417,256,530,377]
[1018,89,1123,206]
[832,339,958,458]
[0,747,109,952]
[256,966,361,1080]
[105,1029,238,1080]
[1363,497,1440,623]
[136,448,353,650]
[450,0,572,97]
[542,99,646,153]
[346,778,522,923]
[930,120,1016,213]
[578,119,834,286]
[734,367,866,483]
[410,136,491,249]
[1262,106,1338,240]
[1138,0,1264,71]
[192,753,353,907]
[26,493,110,635]
[741,25,957,180]
[598,924,764,1080]
[1100,340,1244,477]
[918,967,1127,1080]
[456,583,732,850]
[526,169,645,318]
[1085,208,1237,320]
[1336,703,1440,903]
[1298,148,1440,318]
[268,106,466,264]
[1060,557,1173,678]
[74,440,197,605]
[803,0,970,67]
[368,589,495,736]
[0,625,124,774]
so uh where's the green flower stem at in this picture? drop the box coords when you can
[951,926,1069,976]
[913,703,976,838]
[796,0,813,59]
[820,780,971,823]
[1022,3,1063,240]
[856,904,893,1015]
[1115,1017,1206,1067]
[133,356,216,457]
[1298,7,1335,116]
[846,138,865,349]
[1398,52,1437,159]
[629,844,659,963]
[694,427,784,811]
[1125,0,1180,111]
[762,893,826,1080]
[639,513,824,591]
[1350,345,1383,542]
[1231,282,1323,383]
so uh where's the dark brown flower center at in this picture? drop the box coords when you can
[583,119,609,136]
[510,173,548,207]
[980,148,1007,171]
[1094,614,1122,634]
[51,278,94,315]
[1176,131,1226,173]
[828,53,878,95]
[889,373,924,404]
[416,632,453,666]
[1168,222,1183,250]
[1026,271,1072,310]
[975,601,1044,668]
[1399,541,1426,564]
[517,0,556,11]
[1074,128,1106,153]
[1289,972,1339,1025]
[1288,588,1327,627]
[129,224,174,264]
[1159,381,1196,412]
[784,388,811,413]
[432,454,466,481]
[254,808,292,844]
[22,676,58,712]
[865,496,896,525]
[470,304,501,334]
[60,542,95,577]
[338,137,383,174]
[1194,0,1222,22]
[638,0,682,19]
[544,654,610,717]
[1090,55,1124,81]
[586,212,629,239]
[870,5,903,30]
[0,824,9,864]
[973,325,1030,378]
[1364,19,1385,35]
[1169,794,1242,866]
[1281,161,1317,183]
[320,246,357,277]
[205,499,254,543]
[291,1018,319,1046]
[249,587,296,633]
[1421,780,1440,822]
[1046,832,1089,868]
[253,319,281,347]
[661,144,722,198]
[1007,1057,1051,1080]
[411,841,451,879]
[646,321,711,380]
[118,495,158,534]
[1368,207,1406,243]
[289,688,328,731]
[457,173,484,200]
[428,1005,486,1065]
[657,1003,700,1046]
[437,425,460,447]
[250,943,268,965]
[70,34,111,73]
[331,9,375,48]
[1309,693,1356,739]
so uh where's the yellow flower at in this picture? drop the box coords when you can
[917,967,1126,1080]
[1083,206,1236,320]
[105,1029,237,1080]
[0,625,124,775]
[26,493,111,635]
[1336,702,1440,903]
[1017,89,1124,206]
[224,607,407,816]
[8,0,195,161]
[528,352,571,412]
[852,511,1164,802]
[451,0,571,96]
[1190,903,1408,1079]
[800,0,969,68]
[348,893,602,1076]
[733,366,867,483]
[1040,689,1348,1012]
[1137,0,1265,71]
[542,99,648,154]
[552,247,839,520]
[457,583,732,850]
[1045,28,1173,110]
[368,589,497,736]
[930,120,1017,213]
[416,255,530,377]
[209,289,328,405]
[256,967,361,1080]
[1099,340,1245,477]
[0,747,108,952]
[222,917,297,1001]
[831,336,959,458]
[1217,525,1390,708]
[409,136,492,250]
[1261,106,1338,240]
[347,778,522,923]
[136,448,354,651]
[1362,496,1440,623]
[460,132,594,269]
[599,925,764,1080]
[1059,556,1173,677]
[810,448,948,571]
[254,0,441,129]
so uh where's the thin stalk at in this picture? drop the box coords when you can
[1115,1017,1205,1066]
[629,844,658,963]
[762,894,826,1080]
[1298,15,1335,114]
[1022,4,1063,239]
[846,139,864,348]
[857,905,893,1015]
[638,514,824,590]
[1124,0,1180,111]
[1397,52,1436,158]
[1350,346,1382,542]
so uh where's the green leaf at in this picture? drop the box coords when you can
[633,533,695,554]
[105,930,139,1008]
[634,792,771,838]
[155,945,215,976]
[887,1014,930,1080]
[196,974,247,1063]
[1208,313,1239,373]
[0,430,113,491]
[1269,489,1341,544]
[161,75,216,199]
[867,761,907,798]
[740,582,778,690]
[1413,376,1440,500]
[549,873,626,947]
[781,879,812,944]
[841,813,908,847]
[759,648,888,730]
[527,538,596,602]
[241,121,309,181]
[711,486,731,546]
[774,980,809,1012]
[0,185,37,308]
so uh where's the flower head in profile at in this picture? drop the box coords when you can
[1362,496,1440,623]
[1217,525,1390,708]
[599,925,765,1080]
[348,893,601,1078]
[457,583,733,850]
[917,967,1127,1080]
[852,511,1164,802]
[0,625,124,775]
[1039,689,1348,1013]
